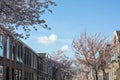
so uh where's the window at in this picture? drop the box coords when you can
[6,67,9,80]
[0,35,3,57]
[24,49,26,64]
[29,53,31,66]
[31,54,33,68]
[35,56,37,69]
[12,45,15,60]
[12,68,14,80]
[20,45,23,63]
[33,73,37,80]
[17,45,20,62]
[15,70,22,80]
[0,66,3,80]
[17,45,23,63]
[26,54,28,65]
[18,46,19,61]
[26,48,29,65]
[19,70,22,80]
[111,53,119,61]
[16,70,18,80]
[6,36,10,59]
[24,48,27,65]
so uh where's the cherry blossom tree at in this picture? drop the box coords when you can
[49,50,74,80]
[74,60,90,80]
[72,32,114,80]
[0,0,56,38]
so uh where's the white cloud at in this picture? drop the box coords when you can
[37,34,57,45]
[49,34,57,42]
[60,45,69,52]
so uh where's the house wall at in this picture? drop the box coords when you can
[0,27,38,80]
[104,31,120,80]
[0,27,71,80]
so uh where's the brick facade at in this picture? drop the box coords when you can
[0,27,70,80]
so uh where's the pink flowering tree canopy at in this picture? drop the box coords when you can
[0,0,56,38]
[72,32,114,80]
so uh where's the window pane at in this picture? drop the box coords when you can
[16,70,18,80]
[0,66,3,80]
[17,46,19,62]
[6,36,10,59]
[12,45,15,60]
[20,46,23,63]
[0,35,3,57]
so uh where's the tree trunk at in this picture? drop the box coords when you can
[102,69,107,80]
[95,69,98,80]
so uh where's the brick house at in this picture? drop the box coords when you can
[0,26,71,80]
[37,53,68,80]
[0,26,38,80]
[104,31,120,80]
[87,31,120,80]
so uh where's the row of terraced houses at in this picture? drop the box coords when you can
[87,31,120,80]
[0,27,71,80]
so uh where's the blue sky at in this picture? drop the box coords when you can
[22,0,120,57]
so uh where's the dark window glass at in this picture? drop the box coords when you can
[0,66,3,80]
[0,35,3,57]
